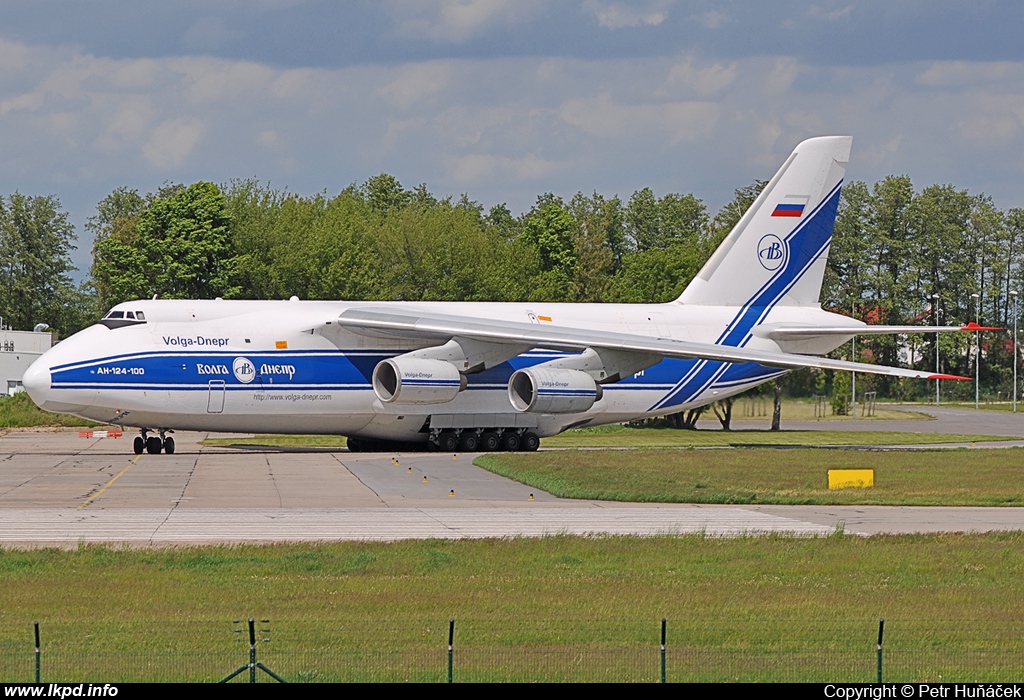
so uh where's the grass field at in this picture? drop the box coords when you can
[202,427,1017,450]
[475,447,1024,506]
[721,397,930,422]
[0,392,98,428]
[1,535,1023,682]
[539,425,1015,448]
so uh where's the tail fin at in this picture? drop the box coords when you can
[678,135,851,308]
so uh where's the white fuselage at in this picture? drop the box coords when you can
[23,298,850,441]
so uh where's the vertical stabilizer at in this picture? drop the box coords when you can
[678,136,852,308]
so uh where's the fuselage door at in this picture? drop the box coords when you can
[207,380,225,413]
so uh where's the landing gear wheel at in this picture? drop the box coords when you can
[145,436,162,454]
[479,431,500,451]
[520,432,540,452]
[458,432,479,452]
[346,437,363,453]
[133,436,145,455]
[437,431,458,452]
[500,431,521,452]
[163,436,175,455]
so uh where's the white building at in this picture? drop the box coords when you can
[1,329,53,395]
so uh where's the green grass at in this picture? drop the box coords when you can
[541,425,1016,447]
[0,392,98,428]
[941,401,1024,413]
[1,535,1024,681]
[727,397,931,422]
[201,427,1018,451]
[475,447,1024,506]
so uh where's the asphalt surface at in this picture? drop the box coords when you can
[2,406,1024,547]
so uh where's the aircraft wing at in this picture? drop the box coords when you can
[334,307,969,381]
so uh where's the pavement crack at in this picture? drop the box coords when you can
[332,455,388,506]
[414,507,459,533]
[150,455,199,542]
[266,454,283,508]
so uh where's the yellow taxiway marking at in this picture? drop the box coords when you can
[79,454,142,509]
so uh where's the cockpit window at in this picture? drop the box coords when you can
[99,308,146,329]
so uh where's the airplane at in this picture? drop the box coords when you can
[23,135,981,455]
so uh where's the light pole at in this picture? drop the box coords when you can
[1012,290,1019,413]
[932,293,940,406]
[851,301,856,420]
[972,293,980,409]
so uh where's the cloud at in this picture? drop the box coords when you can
[387,0,547,42]
[452,152,559,183]
[692,10,730,29]
[806,4,853,21]
[582,0,671,29]
[183,16,245,53]
[142,118,205,168]
[916,61,1024,87]
[171,57,276,103]
[376,62,453,109]
[0,39,30,70]
[668,56,737,96]
[558,93,718,144]
[0,92,45,116]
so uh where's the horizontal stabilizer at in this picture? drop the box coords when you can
[768,324,1003,339]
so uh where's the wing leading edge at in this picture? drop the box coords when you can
[334,307,969,381]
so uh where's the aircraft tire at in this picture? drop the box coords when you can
[437,431,458,452]
[133,436,145,455]
[520,432,540,452]
[346,437,363,452]
[479,431,500,451]
[145,436,162,454]
[458,432,479,451]
[500,431,520,452]
[163,436,175,454]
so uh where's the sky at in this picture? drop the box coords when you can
[3,0,1024,280]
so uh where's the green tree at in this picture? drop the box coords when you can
[0,193,88,335]
[519,194,578,299]
[92,182,239,305]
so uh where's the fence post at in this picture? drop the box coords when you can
[876,618,885,683]
[249,618,256,683]
[660,618,667,683]
[33,621,40,684]
[448,618,455,683]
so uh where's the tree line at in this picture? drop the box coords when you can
[2,172,1022,404]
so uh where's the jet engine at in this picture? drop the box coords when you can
[508,367,601,414]
[372,357,466,404]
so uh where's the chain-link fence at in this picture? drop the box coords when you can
[2,619,1022,683]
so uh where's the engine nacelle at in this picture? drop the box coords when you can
[373,357,465,404]
[508,368,600,414]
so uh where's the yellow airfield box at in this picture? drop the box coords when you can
[828,469,874,490]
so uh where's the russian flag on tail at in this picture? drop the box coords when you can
[771,203,805,217]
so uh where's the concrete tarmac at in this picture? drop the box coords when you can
[2,409,1024,547]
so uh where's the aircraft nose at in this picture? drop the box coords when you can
[22,357,52,407]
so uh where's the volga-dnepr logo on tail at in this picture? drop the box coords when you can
[757,234,787,271]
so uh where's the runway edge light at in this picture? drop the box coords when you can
[828,469,874,490]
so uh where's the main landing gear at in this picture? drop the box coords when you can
[347,429,541,453]
[133,429,174,455]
